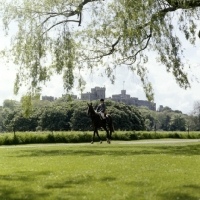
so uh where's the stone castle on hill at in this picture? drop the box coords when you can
[81,87,106,101]
[42,86,156,111]
[80,87,156,110]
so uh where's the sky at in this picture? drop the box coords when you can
[1,14,200,115]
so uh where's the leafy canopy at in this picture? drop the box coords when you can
[1,0,200,105]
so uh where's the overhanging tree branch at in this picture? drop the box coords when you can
[89,36,121,60]
[64,0,104,25]
[2,0,200,105]
[166,0,200,8]
[39,0,104,32]
[42,19,80,35]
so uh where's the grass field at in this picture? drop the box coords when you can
[0,141,200,200]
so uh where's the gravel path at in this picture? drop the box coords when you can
[0,139,199,149]
[118,139,200,145]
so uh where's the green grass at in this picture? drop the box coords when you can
[0,141,200,199]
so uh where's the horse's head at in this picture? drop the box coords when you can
[87,103,95,117]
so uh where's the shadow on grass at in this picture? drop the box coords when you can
[0,171,53,199]
[8,143,200,158]
[183,184,200,190]
[0,169,199,199]
[153,144,200,156]
[45,175,116,189]
[45,175,93,189]
[160,192,198,200]
[159,184,200,200]
[0,171,51,182]
[0,171,88,199]
[0,170,117,199]
[0,184,48,200]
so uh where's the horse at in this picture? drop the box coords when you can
[87,103,114,144]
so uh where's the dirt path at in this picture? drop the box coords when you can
[117,139,200,145]
[0,139,199,149]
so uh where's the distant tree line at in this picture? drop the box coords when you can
[0,98,145,132]
[139,104,200,132]
[0,97,200,132]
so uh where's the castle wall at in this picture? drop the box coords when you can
[80,87,156,110]
[81,87,106,101]
[42,96,54,102]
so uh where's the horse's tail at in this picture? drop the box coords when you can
[108,115,114,133]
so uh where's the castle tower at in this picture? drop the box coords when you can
[95,87,106,99]
[121,90,126,98]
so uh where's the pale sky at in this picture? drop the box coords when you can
[1,16,200,115]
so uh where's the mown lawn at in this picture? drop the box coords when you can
[0,141,200,200]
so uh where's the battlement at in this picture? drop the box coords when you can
[42,95,54,102]
[81,86,106,101]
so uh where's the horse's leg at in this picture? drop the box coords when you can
[109,124,112,142]
[109,130,112,142]
[107,117,113,144]
[96,129,102,144]
[104,118,110,144]
[91,130,95,144]
[105,128,110,144]
[91,128,102,144]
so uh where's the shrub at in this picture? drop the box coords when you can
[0,131,200,145]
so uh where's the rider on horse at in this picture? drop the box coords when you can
[96,99,108,125]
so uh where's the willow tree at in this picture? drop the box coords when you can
[0,0,200,109]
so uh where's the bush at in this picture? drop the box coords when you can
[0,131,200,145]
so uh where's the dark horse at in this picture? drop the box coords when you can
[87,103,114,144]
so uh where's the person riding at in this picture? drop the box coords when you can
[96,99,108,124]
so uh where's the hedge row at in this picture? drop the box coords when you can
[0,131,200,145]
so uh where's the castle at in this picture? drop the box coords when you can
[108,89,156,110]
[81,87,106,101]
[42,86,156,110]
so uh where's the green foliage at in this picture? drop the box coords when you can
[140,106,156,130]
[104,100,145,130]
[3,99,146,132]
[38,105,70,131]
[1,131,200,145]
[1,0,200,104]
[3,99,21,110]
[170,113,186,131]
[21,95,33,117]
[70,107,90,131]
[3,96,200,133]
[5,112,38,132]
[0,132,94,145]
[140,106,191,131]
[158,112,172,131]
